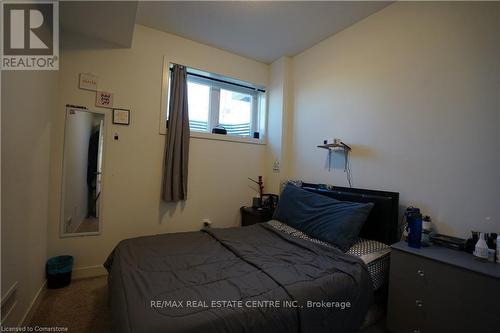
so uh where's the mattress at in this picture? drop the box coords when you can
[267,220,391,290]
[105,223,373,333]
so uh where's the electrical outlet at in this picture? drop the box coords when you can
[272,160,280,173]
[202,218,212,228]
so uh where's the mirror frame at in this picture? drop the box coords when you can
[59,106,108,238]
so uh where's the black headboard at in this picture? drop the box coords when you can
[301,183,400,245]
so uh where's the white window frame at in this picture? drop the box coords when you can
[159,57,266,145]
[188,75,261,136]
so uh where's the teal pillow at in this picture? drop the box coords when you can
[273,184,374,251]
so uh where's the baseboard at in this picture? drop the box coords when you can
[72,265,107,279]
[19,280,46,327]
[1,282,19,326]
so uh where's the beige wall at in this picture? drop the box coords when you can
[267,58,286,193]
[1,71,57,326]
[266,57,294,194]
[47,25,269,271]
[290,2,500,237]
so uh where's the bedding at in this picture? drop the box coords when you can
[273,184,374,251]
[105,223,373,333]
[267,220,391,291]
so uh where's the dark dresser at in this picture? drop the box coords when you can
[387,241,500,333]
[240,207,273,226]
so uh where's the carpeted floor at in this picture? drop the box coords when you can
[29,276,110,333]
[28,276,388,333]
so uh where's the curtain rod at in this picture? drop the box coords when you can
[169,66,266,93]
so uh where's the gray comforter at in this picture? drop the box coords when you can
[105,223,373,333]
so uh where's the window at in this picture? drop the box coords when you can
[218,89,253,136]
[167,66,266,139]
[187,81,210,132]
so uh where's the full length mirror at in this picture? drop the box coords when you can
[61,107,105,236]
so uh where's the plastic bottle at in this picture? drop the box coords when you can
[496,235,500,263]
[474,233,489,259]
[407,208,422,248]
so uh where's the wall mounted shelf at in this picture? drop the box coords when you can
[318,142,352,172]
[317,142,352,151]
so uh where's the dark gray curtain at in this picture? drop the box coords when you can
[163,65,190,201]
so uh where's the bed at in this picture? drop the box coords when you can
[105,183,399,333]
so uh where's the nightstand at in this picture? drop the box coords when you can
[387,241,500,333]
[240,207,273,226]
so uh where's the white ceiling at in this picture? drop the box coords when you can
[61,1,138,47]
[136,1,391,63]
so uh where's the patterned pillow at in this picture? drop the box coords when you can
[279,179,303,194]
[267,220,391,290]
[267,220,390,263]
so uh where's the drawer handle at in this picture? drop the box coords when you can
[415,300,424,308]
[413,330,421,333]
[417,269,425,277]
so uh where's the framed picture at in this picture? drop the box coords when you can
[96,91,113,108]
[112,108,130,125]
[79,73,99,91]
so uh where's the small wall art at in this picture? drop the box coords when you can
[79,73,99,91]
[112,108,130,125]
[96,91,114,108]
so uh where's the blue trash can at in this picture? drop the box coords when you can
[46,255,74,289]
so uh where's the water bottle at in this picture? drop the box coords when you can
[406,207,422,248]
[474,233,489,259]
[496,235,500,263]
